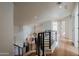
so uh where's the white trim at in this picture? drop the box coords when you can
[0,53,9,56]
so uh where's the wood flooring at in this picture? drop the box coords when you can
[47,39,78,56]
[24,38,79,56]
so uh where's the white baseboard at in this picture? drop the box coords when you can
[0,53,9,56]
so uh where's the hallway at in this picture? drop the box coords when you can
[0,2,78,57]
[24,38,78,56]
[50,38,78,56]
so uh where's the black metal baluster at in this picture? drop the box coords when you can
[42,32,44,56]
[38,33,40,56]
[49,32,51,49]
[18,47,20,56]
[22,48,23,56]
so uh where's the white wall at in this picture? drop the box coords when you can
[70,3,78,49]
[14,25,24,47]
[23,25,33,41]
[78,3,79,50]
[61,20,65,37]
[35,20,52,33]
[74,3,78,48]
[57,15,73,42]
[42,21,52,31]
[0,3,14,55]
[14,25,34,46]
[65,16,73,40]
[57,21,62,46]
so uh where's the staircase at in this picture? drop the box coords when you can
[24,31,57,56]
[44,39,50,50]
[43,32,51,56]
[44,31,57,55]
[44,38,51,55]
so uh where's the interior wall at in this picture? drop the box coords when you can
[0,3,14,55]
[23,25,34,41]
[78,2,79,50]
[57,21,62,43]
[14,24,34,47]
[61,20,65,38]
[74,3,78,48]
[35,20,52,33]
[14,25,24,47]
[70,3,78,49]
[65,16,73,40]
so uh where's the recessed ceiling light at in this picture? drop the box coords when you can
[56,2,62,8]
[59,5,62,8]
[57,2,62,4]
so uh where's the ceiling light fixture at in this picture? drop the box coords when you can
[59,5,62,8]
[57,2,62,4]
[57,2,62,8]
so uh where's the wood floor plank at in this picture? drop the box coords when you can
[24,38,78,56]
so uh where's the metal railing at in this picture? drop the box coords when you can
[14,44,23,56]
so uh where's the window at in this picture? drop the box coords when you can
[52,21,58,31]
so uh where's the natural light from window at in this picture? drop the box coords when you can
[52,21,58,31]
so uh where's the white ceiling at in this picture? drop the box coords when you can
[14,2,76,26]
